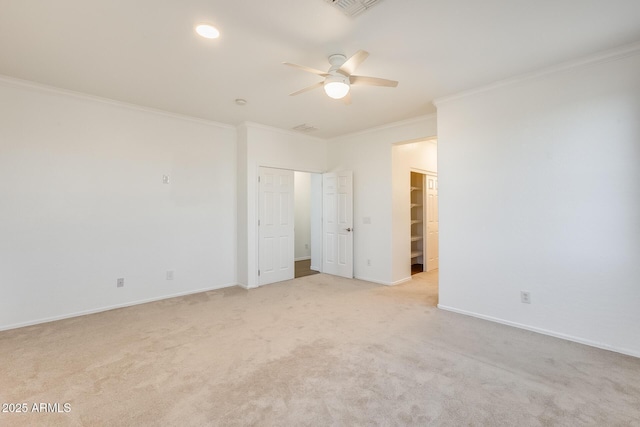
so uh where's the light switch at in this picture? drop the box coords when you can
[162,175,170,184]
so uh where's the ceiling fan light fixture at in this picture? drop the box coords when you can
[324,76,350,99]
[195,24,220,39]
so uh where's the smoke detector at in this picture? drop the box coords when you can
[324,0,383,17]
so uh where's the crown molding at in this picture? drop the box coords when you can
[433,40,640,107]
[0,74,236,130]
[329,113,437,141]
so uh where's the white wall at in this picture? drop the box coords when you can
[436,48,640,357]
[0,78,237,330]
[327,116,437,285]
[237,123,327,288]
[294,171,311,260]
[236,126,249,287]
[391,140,438,282]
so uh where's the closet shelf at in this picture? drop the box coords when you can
[411,250,423,258]
[410,186,420,192]
[411,219,423,225]
[411,235,422,242]
[410,203,423,208]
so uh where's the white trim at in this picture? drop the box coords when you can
[242,121,325,142]
[0,74,236,130]
[437,304,640,359]
[330,114,437,141]
[389,277,412,286]
[354,276,389,285]
[433,41,640,107]
[310,265,321,272]
[393,136,438,147]
[0,282,238,332]
[295,256,311,262]
[354,276,411,286]
[256,163,326,175]
[410,167,436,176]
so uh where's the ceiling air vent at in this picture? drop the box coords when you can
[324,0,383,17]
[292,123,318,133]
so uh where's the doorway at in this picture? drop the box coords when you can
[294,171,321,278]
[410,171,438,274]
[390,137,438,285]
[258,167,353,286]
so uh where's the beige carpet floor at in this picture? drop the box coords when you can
[1,271,639,426]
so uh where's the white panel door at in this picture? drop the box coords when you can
[323,171,353,278]
[259,167,294,285]
[426,174,439,271]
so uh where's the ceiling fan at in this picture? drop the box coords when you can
[283,50,398,103]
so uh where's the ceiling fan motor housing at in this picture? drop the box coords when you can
[328,54,347,69]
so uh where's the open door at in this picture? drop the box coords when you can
[322,171,353,278]
[258,167,295,285]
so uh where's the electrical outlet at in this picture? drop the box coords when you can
[521,291,531,304]
[117,278,124,288]
[166,270,174,280]
[367,259,371,266]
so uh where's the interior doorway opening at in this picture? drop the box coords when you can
[257,167,324,286]
[410,171,438,275]
[258,167,354,286]
[294,171,321,278]
[390,137,438,298]
[410,171,425,274]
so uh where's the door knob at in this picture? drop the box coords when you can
[346,228,352,232]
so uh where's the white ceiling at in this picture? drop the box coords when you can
[1,0,639,138]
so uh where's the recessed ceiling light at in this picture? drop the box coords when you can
[195,24,219,39]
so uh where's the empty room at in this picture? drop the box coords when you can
[1,0,640,425]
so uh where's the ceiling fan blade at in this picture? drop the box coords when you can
[350,75,398,87]
[283,62,329,77]
[339,50,369,75]
[342,92,352,105]
[289,81,323,96]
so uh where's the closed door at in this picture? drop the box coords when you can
[259,167,294,285]
[322,171,353,278]
[426,174,439,271]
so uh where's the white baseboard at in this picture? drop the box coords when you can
[354,275,412,286]
[0,282,238,332]
[310,265,320,272]
[389,277,412,286]
[354,276,388,285]
[294,256,311,262]
[437,304,640,359]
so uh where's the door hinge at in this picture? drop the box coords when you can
[258,220,260,226]
[258,270,261,276]
[258,176,261,182]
